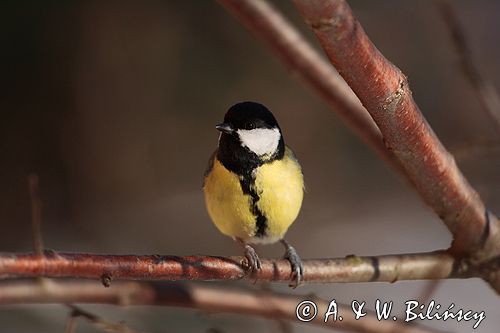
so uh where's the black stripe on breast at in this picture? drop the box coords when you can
[216,132,286,239]
[239,173,267,238]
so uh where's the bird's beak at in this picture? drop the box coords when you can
[215,123,235,135]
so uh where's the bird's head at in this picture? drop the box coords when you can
[216,102,285,172]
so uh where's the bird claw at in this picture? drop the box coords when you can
[236,238,261,280]
[282,240,304,288]
[243,243,261,275]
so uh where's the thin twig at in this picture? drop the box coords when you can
[0,251,495,284]
[438,0,500,134]
[292,0,500,277]
[0,280,447,333]
[414,281,441,308]
[64,312,78,333]
[65,304,144,333]
[28,174,44,255]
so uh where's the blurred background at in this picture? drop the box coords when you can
[1,0,499,332]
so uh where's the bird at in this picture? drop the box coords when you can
[203,101,305,287]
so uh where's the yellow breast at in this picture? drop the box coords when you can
[203,147,304,244]
[252,147,304,243]
[203,156,256,240]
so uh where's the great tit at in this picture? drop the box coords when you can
[203,101,304,286]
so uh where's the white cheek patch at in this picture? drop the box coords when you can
[237,128,281,156]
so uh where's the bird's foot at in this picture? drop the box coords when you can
[236,238,261,278]
[243,243,262,273]
[281,239,304,288]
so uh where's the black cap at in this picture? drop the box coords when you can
[222,101,280,130]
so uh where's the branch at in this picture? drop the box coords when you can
[64,304,144,333]
[292,0,500,266]
[217,0,406,175]
[0,251,496,284]
[0,280,446,333]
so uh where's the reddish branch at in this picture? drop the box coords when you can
[0,280,445,333]
[292,0,500,265]
[0,251,494,284]
[218,0,405,174]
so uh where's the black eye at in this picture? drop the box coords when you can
[244,122,255,130]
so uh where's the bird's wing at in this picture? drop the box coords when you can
[202,148,218,187]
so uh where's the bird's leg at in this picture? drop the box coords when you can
[280,239,304,288]
[236,238,261,276]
